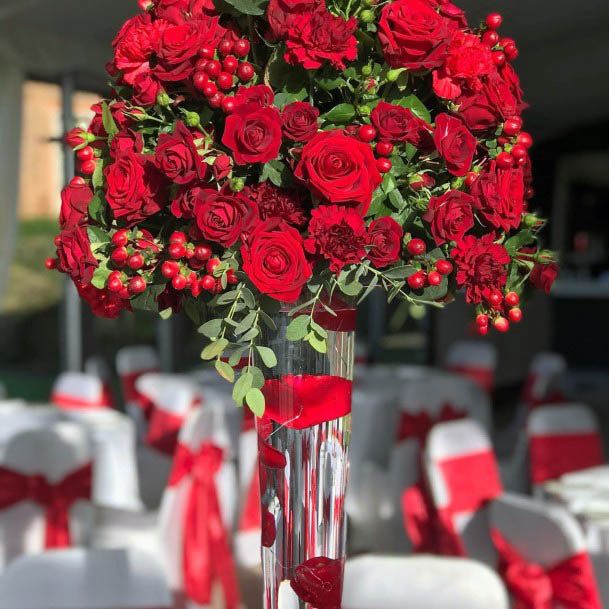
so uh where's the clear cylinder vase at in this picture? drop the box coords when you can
[255,300,355,609]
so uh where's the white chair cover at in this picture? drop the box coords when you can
[51,372,110,409]
[343,555,509,609]
[445,340,497,394]
[0,547,171,609]
[522,351,567,405]
[0,404,61,460]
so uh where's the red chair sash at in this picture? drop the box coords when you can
[448,364,494,394]
[168,443,240,609]
[492,529,603,609]
[239,467,261,534]
[0,462,92,548]
[51,392,108,410]
[530,433,604,485]
[145,408,187,456]
[120,369,159,404]
[397,404,466,444]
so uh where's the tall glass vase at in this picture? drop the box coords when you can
[256,300,355,609]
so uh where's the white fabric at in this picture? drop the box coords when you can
[137,446,173,511]
[343,555,509,609]
[445,340,497,372]
[0,547,170,609]
[0,421,94,569]
[136,373,203,419]
[51,372,108,407]
[527,402,600,437]
[526,352,567,400]
[116,346,160,377]
[84,356,113,384]
[0,404,61,460]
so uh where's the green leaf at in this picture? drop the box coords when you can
[309,319,328,339]
[216,290,239,305]
[384,265,416,280]
[286,315,310,341]
[215,0,266,15]
[199,318,223,338]
[92,159,104,189]
[243,365,265,389]
[504,230,535,255]
[91,263,111,290]
[88,192,106,224]
[184,298,205,326]
[87,226,109,249]
[274,90,307,109]
[234,311,257,336]
[338,279,363,296]
[131,283,165,312]
[215,359,235,383]
[256,346,277,368]
[259,310,277,331]
[317,75,347,92]
[201,338,229,361]
[240,326,259,342]
[358,274,379,304]
[322,103,356,125]
[390,94,431,123]
[245,388,265,416]
[233,371,253,404]
[307,333,327,353]
[260,160,292,187]
[159,307,173,320]
[388,189,405,210]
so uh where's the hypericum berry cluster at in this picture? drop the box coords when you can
[404,238,453,290]
[475,290,523,335]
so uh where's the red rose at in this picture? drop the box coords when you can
[304,206,367,273]
[132,72,163,106]
[110,129,144,158]
[451,234,510,304]
[59,182,94,228]
[424,190,475,245]
[64,128,89,148]
[212,154,232,181]
[89,102,132,139]
[285,12,358,71]
[190,0,216,16]
[470,162,524,232]
[244,182,309,226]
[155,121,206,184]
[371,101,433,148]
[112,14,159,85]
[170,185,205,219]
[241,219,312,303]
[433,113,477,177]
[266,0,324,39]
[367,217,403,268]
[56,226,97,284]
[428,0,468,27]
[105,150,167,226]
[153,0,189,20]
[234,85,275,108]
[378,0,453,70]
[222,103,283,165]
[530,262,558,294]
[281,102,319,142]
[294,130,382,215]
[76,281,130,319]
[194,187,258,246]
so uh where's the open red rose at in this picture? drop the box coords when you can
[367,217,403,268]
[59,181,94,228]
[470,162,525,232]
[105,150,167,226]
[304,206,367,273]
[76,281,131,320]
[451,234,510,304]
[244,182,309,227]
[241,219,312,303]
[281,102,319,142]
[530,262,558,294]
[285,12,358,71]
[195,187,258,246]
[222,102,282,165]
[371,101,433,148]
[56,226,97,284]
[294,130,382,215]
[378,0,453,70]
[170,185,205,219]
[266,0,324,39]
[110,129,144,158]
[112,14,159,85]
[234,85,274,108]
[424,190,475,245]
[155,121,206,184]
[153,0,189,20]
[433,113,477,177]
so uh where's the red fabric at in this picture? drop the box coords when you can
[397,404,467,444]
[145,408,187,456]
[51,392,108,410]
[530,433,604,485]
[522,373,566,409]
[119,369,158,404]
[261,375,352,429]
[0,463,92,548]
[447,364,494,394]
[168,443,240,609]
[239,466,261,533]
[492,529,603,609]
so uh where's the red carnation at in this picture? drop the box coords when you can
[304,206,367,273]
[285,11,358,71]
[76,281,131,319]
[530,262,558,294]
[59,181,94,228]
[55,226,98,284]
[112,14,160,85]
[155,121,206,185]
[241,219,312,303]
[266,0,324,40]
[281,102,319,142]
[244,182,309,226]
[451,234,510,304]
[433,113,477,177]
[367,217,403,268]
[194,187,258,246]
[234,85,274,108]
[424,190,475,245]
[222,102,283,165]
[294,130,382,215]
[470,162,525,232]
[371,101,433,149]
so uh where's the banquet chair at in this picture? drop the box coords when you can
[51,371,111,410]
[0,421,94,569]
[424,418,503,565]
[0,403,61,459]
[445,340,497,394]
[490,492,604,609]
[85,355,116,408]
[342,555,509,609]
[0,547,171,609]
[527,403,604,488]
[521,351,567,408]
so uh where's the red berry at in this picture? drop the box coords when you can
[488,289,504,308]
[128,276,147,295]
[407,271,426,290]
[193,71,209,92]
[111,246,129,266]
[485,13,503,30]
[436,260,453,275]
[172,274,188,291]
[503,117,522,136]
[506,46,519,62]
[200,275,216,291]
[200,45,215,59]
[107,276,124,293]
[375,141,394,157]
[511,144,527,161]
[482,30,499,47]
[493,316,510,333]
[227,269,238,285]
[508,307,523,323]
[112,229,129,247]
[505,291,520,307]
[205,60,221,78]
[358,125,377,143]
[161,260,180,279]
[495,152,514,169]
[76,146,94,162]
[217,72,233,91]
[70,176,86,186]
[517,131,533,149]
[202,81,218,98]
[464,172,478,188]
[492,51,506,67]
[237,62,254,82]
[501,38,517,55]
[207,258,221,274]
[407,238,427,256]
[208,93,224,109]
[376,158,392,173]
[223,56,238,74]
[221,96,236,114]
[54,235,62,247]
[128,253,145,270]
[194,244,212,261]
[233,39,250,58]
[45,257,58,270]
[195,58,209,72]
[218,39,233,56]
[170,231,187,245]
[80,159,96,175]
[476,313,489,327]
[427,271,442,286]
[169,243,186,259]
[477,324,489,336]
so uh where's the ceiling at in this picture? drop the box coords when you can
[1,0,608,140]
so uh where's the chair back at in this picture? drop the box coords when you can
[0,404,61,460]
[51,372,110,410]
[85,356,116,408]
[445,340,497,394]
[521,351,567,408]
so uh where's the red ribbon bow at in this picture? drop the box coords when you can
[397,403,466,444]
[492,529,603,609]
[0,463,92,548]
[168,443,240,609]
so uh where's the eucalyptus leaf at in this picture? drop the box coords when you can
[286,315,310,341]
[199,318,223,338]
[245,388,265,416]
[256,346,277,368]
[201,338,229,361]
[233,371,253,404]
[215,359,235,383]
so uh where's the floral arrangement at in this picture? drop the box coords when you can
[49,0,557,412]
